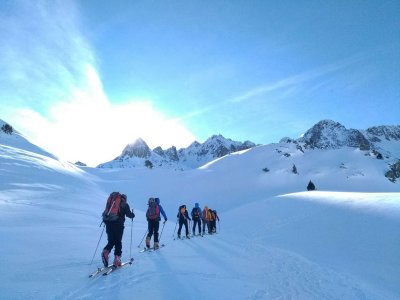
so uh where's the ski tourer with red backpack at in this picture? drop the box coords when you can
[146,197,161,249]
[101,192,135,267]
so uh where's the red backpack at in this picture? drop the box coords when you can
[146,198,160,220]
[102,192,125,222]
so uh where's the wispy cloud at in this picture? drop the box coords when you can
[230,54,367,103]
[0,1,195,166]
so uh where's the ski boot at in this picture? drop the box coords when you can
[113,255,121,267]
[101,249,109,267]
[154,242,159,250]
[146,236,151,249]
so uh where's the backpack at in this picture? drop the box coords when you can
[192,207,200,220]
[208,210,215,221]
[146,198,160,220]
[202,209,208,220]
[102,192,125,222]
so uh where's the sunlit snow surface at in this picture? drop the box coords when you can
[0,134,399,299]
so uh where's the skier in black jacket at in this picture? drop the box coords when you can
[102,193,135,267]
[177,204,191,239]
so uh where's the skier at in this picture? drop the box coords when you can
[208,207,215,234]
[177,204,191,239]
[202,205,210,235]
[101,193,135,267]
[146,197,161,249]
[211,209,220,233]
[191,203,202,236]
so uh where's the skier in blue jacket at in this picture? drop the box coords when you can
[191,203,202,236]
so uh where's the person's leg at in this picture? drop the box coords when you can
[184,220,189,236]
[198,220,202,234]
[102,223,114,266]
[154,221,160,243]
[177,220,183,237]
[146,221,154,248]
[114,225,124,256]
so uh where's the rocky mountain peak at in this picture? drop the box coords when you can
[121,138,151,159]
[366,126,400,142]
[300,120,370,150]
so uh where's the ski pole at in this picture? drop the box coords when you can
[137,229,148,248]
[90,225,105,265]
[159,221,166,242]
[130,209,133,259]
[172,218,178,238]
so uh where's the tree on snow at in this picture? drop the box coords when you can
[145,160,153,169]
[1,123,13,134]
[307,180,316,191]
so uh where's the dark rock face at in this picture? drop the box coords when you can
[300,120,371,150]
[385,160,400,183]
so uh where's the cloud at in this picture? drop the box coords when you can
[230,54,366,103]
[0,1,195,166]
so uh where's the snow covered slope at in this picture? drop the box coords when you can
[1,119,399,299]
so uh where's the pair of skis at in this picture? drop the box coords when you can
[89,258,134,278]
[139,244,165,253]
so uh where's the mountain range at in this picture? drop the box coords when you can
[95,120,400,179]
[1,118,400,182]
[97,134,256,170]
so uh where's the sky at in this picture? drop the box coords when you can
[0,0,399,166]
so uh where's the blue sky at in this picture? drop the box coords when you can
[0,0,399,166]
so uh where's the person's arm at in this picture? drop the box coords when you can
[160,205,167,221]
[125,203,135,219]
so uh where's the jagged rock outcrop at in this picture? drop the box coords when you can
[299,120,371,150]
[121,138,151,159]
[98,135,256,169]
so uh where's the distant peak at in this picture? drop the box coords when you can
[121,138,151,158]
[314,120,345,129]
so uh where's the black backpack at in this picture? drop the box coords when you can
[192,207,200,220]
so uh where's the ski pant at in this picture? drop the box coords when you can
[202,220,209,233]
[178,219,189,236]
[210,220,217,233]
[147,219,160,243]
[192,218,201,234]
[104,221,124,256]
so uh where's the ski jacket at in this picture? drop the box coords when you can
[177,205,191,222]
[155,198,168,221]
[202,206,210,221]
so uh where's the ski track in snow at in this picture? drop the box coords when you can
[52,224,392,300]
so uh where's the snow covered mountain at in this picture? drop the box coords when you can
[298,119,400,153]
[97,134,256,169]
[0,119,57,159]
[96,119,400,183]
